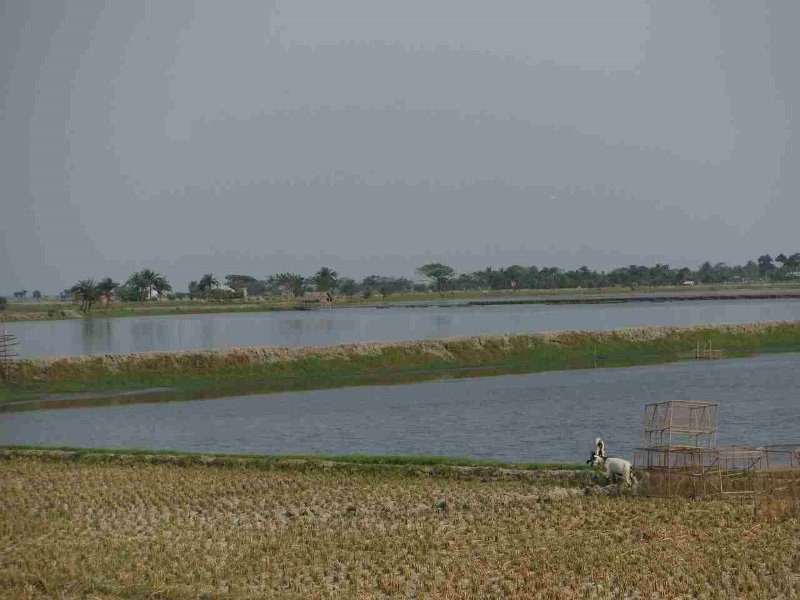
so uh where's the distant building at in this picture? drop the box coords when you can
[300,291,334,305]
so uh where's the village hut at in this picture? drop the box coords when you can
[300,291,334,306]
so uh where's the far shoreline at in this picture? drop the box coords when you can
[2,283,800,323]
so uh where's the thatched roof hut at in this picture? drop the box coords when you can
[300,291,333,304]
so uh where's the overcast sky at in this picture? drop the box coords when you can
[1,0,798,294]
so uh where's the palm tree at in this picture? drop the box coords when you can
[126,269,171,301]
[152,274,172,297]
[70,279,99,313]
[139,269,158,300]
[96,277,119,310]
[312,267,339,292]
[197,273,220,296]
[126,271,147,301]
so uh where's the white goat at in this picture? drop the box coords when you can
[587,438,636,487]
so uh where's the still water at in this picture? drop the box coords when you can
[2,354,797,462]
[6,299,800,358]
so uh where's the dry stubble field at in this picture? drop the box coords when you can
[1,455,799,599]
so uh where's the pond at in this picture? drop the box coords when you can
[2,353,797,462]
[5,299,800,358]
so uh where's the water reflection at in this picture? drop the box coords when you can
[200,317,215,350]
[130,319,171,353]
[279,318,336,332]
[80,318,112,355]
[429,314,453,337]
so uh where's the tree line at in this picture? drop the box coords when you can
[440,252,800,291]
[1,252,797,314]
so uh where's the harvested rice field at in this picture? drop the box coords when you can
[1,452,799,599]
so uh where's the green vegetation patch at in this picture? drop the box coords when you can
[2,321,799,406]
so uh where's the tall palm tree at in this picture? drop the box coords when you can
[198,273,220,295]
[152,274,172,297]
[96,277,119,310]
[312,267,339,292]
[126,271,147,301]
[70,279,98,313]
[139,269,158,300]
[126,269,171,301]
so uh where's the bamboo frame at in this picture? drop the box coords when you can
[0,330,19,381]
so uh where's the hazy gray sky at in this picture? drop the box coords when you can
[1,0,798,293]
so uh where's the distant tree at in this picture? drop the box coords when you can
[360,275,412,298]
[775,251,798,267]
[115,284,138,302]
[13,290,27,300]
[225,274,265,297]
[473,267,498,290]
[126,269,171,301]
[311,267,339,292]
[97,277,119,297]
[126,271,147,301]
[96,278,119,310]
[70,279,99,313]
[696,261,714,284]
[502,265,528,289]
[126,271,146,301]
[267,273,305,297]
[775,252,800,279]
[757,255,775,279]
[153,275,171,297]
[538,267,563,289]
[417,263,455,292]
[573,266,596,287]
[188,281,200,299]
[32,290,42,301]
[740,261,759,281]
[453,273,480,291]
[198,274,220,296]
[225,274,254,289]
[0,296,6,311]
[338,278,357,298]
[676,267,692,284]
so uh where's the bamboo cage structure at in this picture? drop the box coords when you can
[634,401,799,512]
[759,443,800,471]
[694,341,723,360]
[638,400,719,450]
[0,330,19,381]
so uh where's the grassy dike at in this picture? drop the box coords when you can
[0,447,588,478]
[2,321,799,406]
